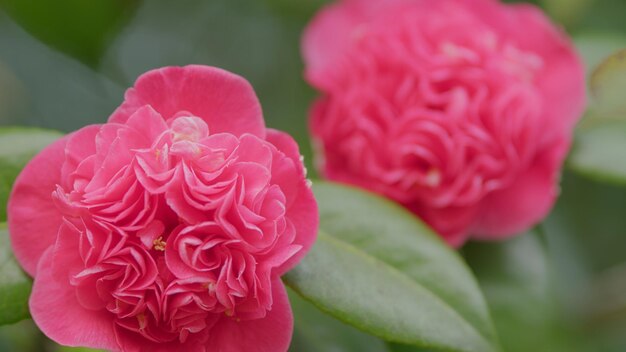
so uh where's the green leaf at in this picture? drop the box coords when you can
[56,346,105,352]
[540,0,593,29]
[0,223,31,325]
[0,0,140,67]
[589,49,626,117]
[0,127,63,222]
[568,120,626,186]
[264,0,327,19]
[386,342,433,352]
[575,34,626,77]
[464,231,581,352]
[288,288,389,352]
[0,320,45,351]
[543,171,626,351]
[285,182,499,352]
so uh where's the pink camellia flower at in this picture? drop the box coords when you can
[303,0,585,246]
[8,65,318,351]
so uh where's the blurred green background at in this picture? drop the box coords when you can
[0,0,625,351]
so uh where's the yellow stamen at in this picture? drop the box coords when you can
[425,169,441,188]
[153,236,166,251]
[137,313,147,330]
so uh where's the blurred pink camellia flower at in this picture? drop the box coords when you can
[8,65,318,351]
[303,0,586,246]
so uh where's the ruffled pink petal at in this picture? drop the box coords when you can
[265,129,303,175]
[466,0,586,139]
[29,249,120,351]
[207,277,293,352]
[470,138,570,239]
[109,65,265,138]
[61,125,100,182]
[8,135,67,275]
[124,105,170,143]
[266,130,319,275]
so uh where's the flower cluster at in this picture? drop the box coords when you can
[9,66,318,351]
[303,0,585,245]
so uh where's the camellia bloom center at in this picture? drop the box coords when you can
[303,0,585,246]
[9,65,318,352]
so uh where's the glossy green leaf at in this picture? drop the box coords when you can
[568,121,626,186]
[463,231,580,352]
[543,171,626,351]
[264,0,327,19]
[0,320,44,351]
[56,346,105,352]
[540,0,593,29]
[285,182,499,352]
[386,343,433,352]
[0,0,140,67]
[575,35,626,77]
[0,127,63,222]
[0,224,31,325]
[288,288,389,352]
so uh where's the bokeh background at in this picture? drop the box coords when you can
[0,0,625,351]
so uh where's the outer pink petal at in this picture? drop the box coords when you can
[109,65,265,138]
[8,135,67,276]
[29,249,120,351]
[302,0,405,87]
[265,129,319,275]
[409,203,477,248]
[302,1,363,86]
[207,277,293,352]
[470,138,570,239]
[115,334,206,352]
[510,4,586,138]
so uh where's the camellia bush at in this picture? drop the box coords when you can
[0,0,625,351]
